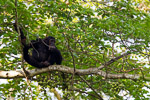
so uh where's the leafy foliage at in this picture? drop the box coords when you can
[1,0,150,99]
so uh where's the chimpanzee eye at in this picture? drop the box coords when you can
[50,39,55,42]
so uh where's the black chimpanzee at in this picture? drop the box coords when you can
[14,24,62,68]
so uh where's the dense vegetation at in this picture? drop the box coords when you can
[1,0,150,99]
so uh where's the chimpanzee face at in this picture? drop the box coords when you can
[44,36,56,49]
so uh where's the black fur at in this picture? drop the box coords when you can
[14,24,62,68]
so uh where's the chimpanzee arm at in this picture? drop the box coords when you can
[47,49,62,65]
[55,49,63,65]
[13,24,26,40]
[14,24,39,48]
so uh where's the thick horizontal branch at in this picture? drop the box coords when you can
[0,65,149,81]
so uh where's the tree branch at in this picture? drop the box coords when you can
[105,52,130,66]
[0,65,147,81]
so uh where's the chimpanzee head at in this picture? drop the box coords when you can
[44,36,56,50]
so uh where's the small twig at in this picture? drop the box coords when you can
[67,37,76,100]
[105,52,131,66]
[14,0,32,99]
[62,33,76,99]
[78,75,103,100]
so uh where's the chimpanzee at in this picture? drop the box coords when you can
[14,24,62,68]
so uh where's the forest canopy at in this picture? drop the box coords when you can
[1,0,150,99]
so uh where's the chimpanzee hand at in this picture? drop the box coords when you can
[41,61,50,67]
